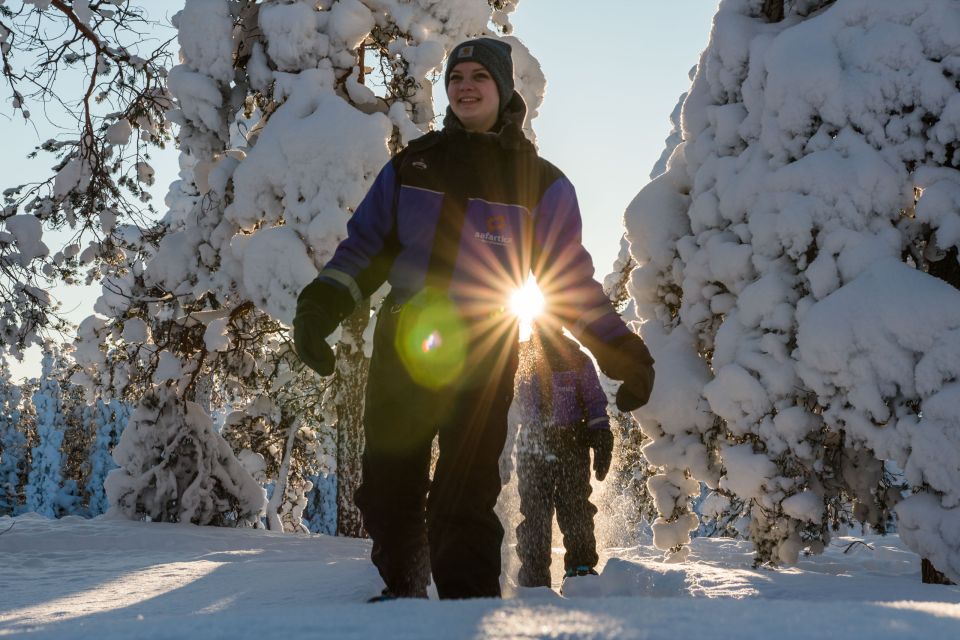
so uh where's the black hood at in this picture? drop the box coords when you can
[442,90,532,150]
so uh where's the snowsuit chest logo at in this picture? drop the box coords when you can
[476,214,513,247]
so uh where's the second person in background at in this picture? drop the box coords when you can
[514,322,613,589]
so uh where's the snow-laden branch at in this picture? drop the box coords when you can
[0,0,173,358]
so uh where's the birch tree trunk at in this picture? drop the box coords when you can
[266,414,298,532]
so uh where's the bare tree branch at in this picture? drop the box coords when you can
[0,1,174,356]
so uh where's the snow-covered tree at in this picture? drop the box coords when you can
[599,86,692,543]
[595,238,659,546]
[626,0,960,579]
[0,361,28,515]
[303,472,338,535]
[221,389,326,532]
[58,358,97,515]
[73,0,542,533]
[105,382,265,525]
[85,397,130,515]
[0,1,173,356]
[24,347,80,517]
[648,78,691,182]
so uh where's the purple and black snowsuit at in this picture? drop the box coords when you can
[311,93,633,599]
[515,332,610,587]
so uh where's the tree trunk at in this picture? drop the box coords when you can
[927,246,960,289]
[924,248,960,584]
[335,302,371,537]
[266,413,298,531]
[922,558,956,585]
[762,0,784,22]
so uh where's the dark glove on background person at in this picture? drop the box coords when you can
[293,278,355,376]
[585,428,614,481]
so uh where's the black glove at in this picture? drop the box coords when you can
[293,278,355,376]
[582,332,655,412]
[616,383,651,413]
[614,358,655,412]
[584,428,614,481]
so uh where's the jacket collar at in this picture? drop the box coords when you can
[442,91,533,151]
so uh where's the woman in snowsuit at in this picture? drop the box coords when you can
[515,323,613,588]
[293,38,654,600]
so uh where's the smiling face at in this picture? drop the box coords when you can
[446,61,500,133]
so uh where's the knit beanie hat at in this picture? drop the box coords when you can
[444,38,515,113]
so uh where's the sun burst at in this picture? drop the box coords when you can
[510,276,545,340]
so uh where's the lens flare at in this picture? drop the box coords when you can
[421,330,443,353]
[395,288,468,389]
[510,276,545,340]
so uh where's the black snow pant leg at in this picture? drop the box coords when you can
[554,431,599,570]
[515,450,555,588]
[427,377,514,599]
[354,427,433,598]
[354,310,436,598]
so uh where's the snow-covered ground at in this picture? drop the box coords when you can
[1,513,958,639]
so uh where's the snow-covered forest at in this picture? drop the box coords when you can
[3,0,960,635]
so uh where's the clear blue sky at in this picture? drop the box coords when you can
[3,1,718,379]
[508,1,717,274]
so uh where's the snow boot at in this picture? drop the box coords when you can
[564,565,599,578]
[367,588,400,603]
[368,583,430,602]
[559,565,599,595]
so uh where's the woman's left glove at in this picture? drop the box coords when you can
[583,332,655,412]
[293,278,355,376]
[585,429,614,481]
[608,334,655,412]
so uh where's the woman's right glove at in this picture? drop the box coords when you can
[293,278,355,376]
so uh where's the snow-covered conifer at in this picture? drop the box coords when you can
[301,419,339,534]
[303,477,338,535]
[626,0,960,575]
[24,347,79,517]
[649,78,692,182]
[595,238,659,546]
[86,398,131,516]
[0,361,28,515]
[105,383,266,525]
[55,353,98,516]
